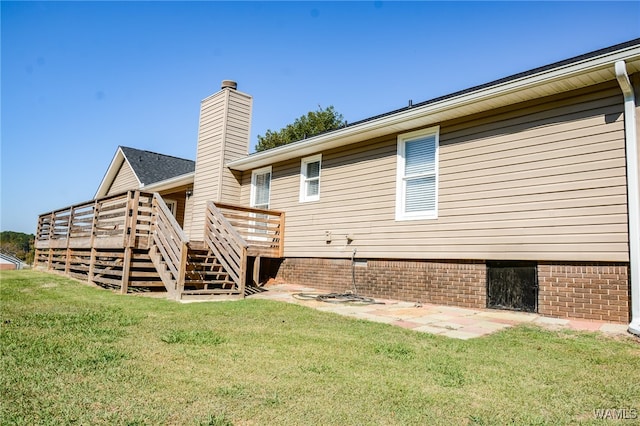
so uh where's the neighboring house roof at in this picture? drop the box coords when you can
[228,38,640,171]
[0,253,25,269]
[95,146,195,198]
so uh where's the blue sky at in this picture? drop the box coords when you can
[2,1,639,235]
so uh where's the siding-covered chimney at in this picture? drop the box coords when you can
[184,81,253,240]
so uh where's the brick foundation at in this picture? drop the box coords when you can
[274,258,486,309]
[273,258,631,324]
[538,262,630,323]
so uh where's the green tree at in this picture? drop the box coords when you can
[0,231,35,264]
[256,105,346,152]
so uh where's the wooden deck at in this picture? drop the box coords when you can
[34,190,285,300]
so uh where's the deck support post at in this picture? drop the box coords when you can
[88,248,96,283]
[253,255,261,286]
[177,242,188,298]
[47,212,55,270]
[88,200,99,284]
[121,246,132,294]
[278,212,285,258]
[125,190,140,247]
[64,207,74,275]
[65,248,71,275]
[239,247,247,296]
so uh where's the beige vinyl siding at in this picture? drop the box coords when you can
[220,93,252,204]
[187,91,227,239]
[106,161,139,195]
[240,81,630,262]
[187,88,252,240]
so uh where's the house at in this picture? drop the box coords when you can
[34,40,640,335]
[1,253,25,270]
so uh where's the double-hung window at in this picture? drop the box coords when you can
[249,166,272,240]
[251,166,272,210]
[395,127,439,220]
[299,154,321,202]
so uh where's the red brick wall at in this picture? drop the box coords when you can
[538,262,630,323]
[274,258,631,324]
[274,258,486,309]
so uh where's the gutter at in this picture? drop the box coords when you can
[615,60,640,336]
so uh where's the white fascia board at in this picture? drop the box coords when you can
[94,147,143,198]
[95,148,124,198]
[95,147,145,198]
[141,172,194,193]
[227,45,640,172]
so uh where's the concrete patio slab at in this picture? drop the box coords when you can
[599,323,629,335]
[249,284,633,340]
[440,329,480,340]
[413,325,449,334]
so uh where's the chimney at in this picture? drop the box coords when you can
[184,81,253,240]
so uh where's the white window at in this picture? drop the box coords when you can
[164,199,177,218]
[395,127,439,220]
[249,166,272,240]
[251,166,272,209]
[299,154,321,202]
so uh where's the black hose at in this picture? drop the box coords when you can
[291,250,385,305]
[292,292,384,305]
[351,249,358,295]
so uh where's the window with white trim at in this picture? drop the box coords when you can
[395,127,439,220]
[165,199,177,217]
[250,166,272,209]
[299,154,321,202]
[249,166,272,240]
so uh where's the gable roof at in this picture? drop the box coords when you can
[119,146,195,186]
[228,38,640,171]
[95,146,195,198]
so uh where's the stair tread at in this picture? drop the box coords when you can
[181,289,241,295]
[184,280,235,286]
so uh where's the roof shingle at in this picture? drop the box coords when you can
[119,146,195,186]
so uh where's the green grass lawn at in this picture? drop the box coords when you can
[1,270,639,425]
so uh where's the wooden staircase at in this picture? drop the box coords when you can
[180,242,238,300]
[34,190,285,301]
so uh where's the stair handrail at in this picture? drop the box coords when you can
[204,201,248,294]
[150,193,189,296]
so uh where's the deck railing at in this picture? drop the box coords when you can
[35,191,154,250]
[203,202,285,293]
[35,190,285,298]
[204,202,249,296]
[149,193,189,296]
[213,202,285,258]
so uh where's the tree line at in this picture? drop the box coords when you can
[1,231,35,264]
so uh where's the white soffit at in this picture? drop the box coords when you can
[228,45,640,172]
